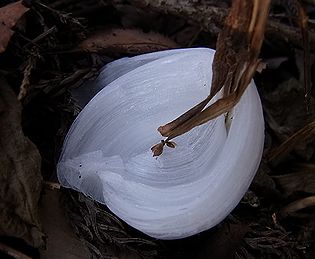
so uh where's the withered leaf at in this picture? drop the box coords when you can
[78,28,179,55]
[0,77,44,247]
[151,141,165,157]
[0,1,29,53]
[165,141,176,148]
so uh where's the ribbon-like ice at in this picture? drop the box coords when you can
[57,48,264,239]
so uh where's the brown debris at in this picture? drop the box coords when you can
[0,1,29,53]
[78,28,179,55]
[0,0,314,257]
[18,54,38,101]
[151,141,165,157]
[0,77,44,248]
[165,141,176,148]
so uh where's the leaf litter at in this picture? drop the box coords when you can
[0,1,29,53]
[0,0,315,258]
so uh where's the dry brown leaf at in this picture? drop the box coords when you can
[165,141,176,148]
[0,1,29,53]
[151,141,165,157]
[0,77,44,247]
[78,28,179,54]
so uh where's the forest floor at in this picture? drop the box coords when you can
[0,0,315,258]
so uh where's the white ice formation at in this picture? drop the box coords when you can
[57,48,264,239]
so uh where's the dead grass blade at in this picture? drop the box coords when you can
[267,120,315,162]
[18,54,38,101]
[279,195,315,218]
[0,242,32,259]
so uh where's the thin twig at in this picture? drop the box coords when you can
[24,26,57,48]
[0,242,32,259]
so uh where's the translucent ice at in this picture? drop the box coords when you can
[57,48,264,239]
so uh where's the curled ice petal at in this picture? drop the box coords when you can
[57,48,264,239]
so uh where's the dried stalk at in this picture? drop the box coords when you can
[280,195,315,217]
[0,242,32,259]
[152,0,271,156]
[267,120,315,162]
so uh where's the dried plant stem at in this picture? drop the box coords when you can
[164,64,259,141]
[0,242,32,259]
[280,195,315,217]
[267,120,315,162]
[152,0,270,155]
